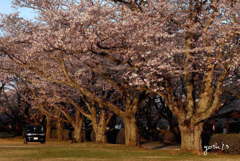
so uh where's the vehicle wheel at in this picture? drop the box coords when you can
[40,141,45,144]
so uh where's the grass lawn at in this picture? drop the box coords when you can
[0,138,240,161]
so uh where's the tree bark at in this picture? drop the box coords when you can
[179,123,203,154]
[72,115,83,143]
[123,115,138,146]
[92,123,107,143]
[91,110,108,144]
[73,125,83,143]
[46,116,52,139]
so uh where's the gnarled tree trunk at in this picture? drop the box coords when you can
[179,123,203,153]
[91,110,108,144]
[93,124,107,143]
[123,115,138,146]
[72,112,83,143]
[73,124,83,143]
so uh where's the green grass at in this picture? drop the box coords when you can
[0,139,240,161]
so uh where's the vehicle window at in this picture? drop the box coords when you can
[25,126,44,133]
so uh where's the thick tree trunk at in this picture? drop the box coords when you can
[123,116,138,146]
[73,125,83,143]
[95,127,107,143]
[92,123,107,143]
[179,123,203,154]
[72,118,83,143]
[71,111,83,143]
[91,110,108,144]
[93,112,107,143]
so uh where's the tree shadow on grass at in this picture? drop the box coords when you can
[151,143,180,150]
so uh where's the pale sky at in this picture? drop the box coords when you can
[0,0,37,19]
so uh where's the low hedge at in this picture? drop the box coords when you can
[209,134,240,154]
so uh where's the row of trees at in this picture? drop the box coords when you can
[0,78,175,143]
[0,0,239,154]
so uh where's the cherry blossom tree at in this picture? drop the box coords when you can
[116,0,240,153]
[0,0,144,145]
[1,0,239,153]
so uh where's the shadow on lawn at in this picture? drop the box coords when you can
[151,143,180,150]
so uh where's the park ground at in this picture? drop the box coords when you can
[0,138,240,161]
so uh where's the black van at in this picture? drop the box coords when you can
[23,125,46,144]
